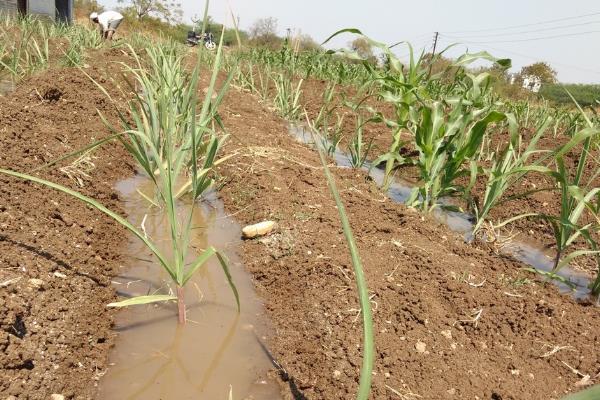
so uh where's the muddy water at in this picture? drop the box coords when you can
[96,175,281,400]
[288,123,594,299]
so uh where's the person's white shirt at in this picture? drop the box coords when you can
[97,11,123,31]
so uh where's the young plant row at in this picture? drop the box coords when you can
[228,32,600,297]
[1,29,238,323]
[0,13,106,80]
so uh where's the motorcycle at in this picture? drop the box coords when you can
[186,31,216,50]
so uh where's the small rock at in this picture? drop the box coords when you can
[242,221,276,239]
[333,370,341,379]
[441,330,452,340]
[447,388,456,395]
[53,272,67,279]
[50,395,65,400]
[28,278,44,289]
[415,341,427,353]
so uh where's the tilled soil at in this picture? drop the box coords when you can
[214,82,600,399]
[299,78,600,273]
[1,50,599,400]
[0,55,134,399]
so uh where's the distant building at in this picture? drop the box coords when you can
[521,75,542,93]
[0,0,73,23]
[508,73,543,93]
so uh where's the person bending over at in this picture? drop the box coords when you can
[90,11,123,40]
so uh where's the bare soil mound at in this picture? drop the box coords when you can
[0,61,133,399]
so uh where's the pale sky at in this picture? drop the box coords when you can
[99,0,600,83]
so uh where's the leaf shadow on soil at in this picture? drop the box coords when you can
[0,235,106,287]
[254,332,308,400]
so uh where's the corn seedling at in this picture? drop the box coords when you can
[93,39,232,201]
[307,117,374,400]
[319,113,345,157]
[0,23,50,79]
[0,166,240,324]
[311,81,338,130]
[273,73,303,120]
[521,97,600,295]
[1,32,240,324]
[534,153,600,294]
[471,115,551,235]
[348,114,375,169]
[62,40,84,67]
[405,101,508,212]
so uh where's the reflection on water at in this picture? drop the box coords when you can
[288,123,594,300]
[97,175,281,400]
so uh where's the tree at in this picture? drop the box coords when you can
[117,0,182,23]
[350,37,374,61]
[248,17,281,48]
[519,62,557,84]
[295,34,321,51]
[249,17,278,39]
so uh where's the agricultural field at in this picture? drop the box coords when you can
[1,12,600,400]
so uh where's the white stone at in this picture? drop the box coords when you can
[242,221,276,239]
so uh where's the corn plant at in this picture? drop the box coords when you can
[532,134,600,294]
[405,101,508,212]
[311,81,338,130]
[90,41,233,201]
[273,73,303,120]
[511,95,600,295]
[348,114,376,169]
[323,29,511,191]
[1,34,240,324]
[308,120,373,400]
[471,115,551,235]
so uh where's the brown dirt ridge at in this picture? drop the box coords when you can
[0,55,134,399]
[214,78,600,399]
[0,49,599,400]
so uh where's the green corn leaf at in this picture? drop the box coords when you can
[107,295,177,308]
[182,247,240,312]
[523,268,577,289]
[556,249,600,271]
[0,168,176,281]
[307,119,373,400]
[562,385,600,400]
